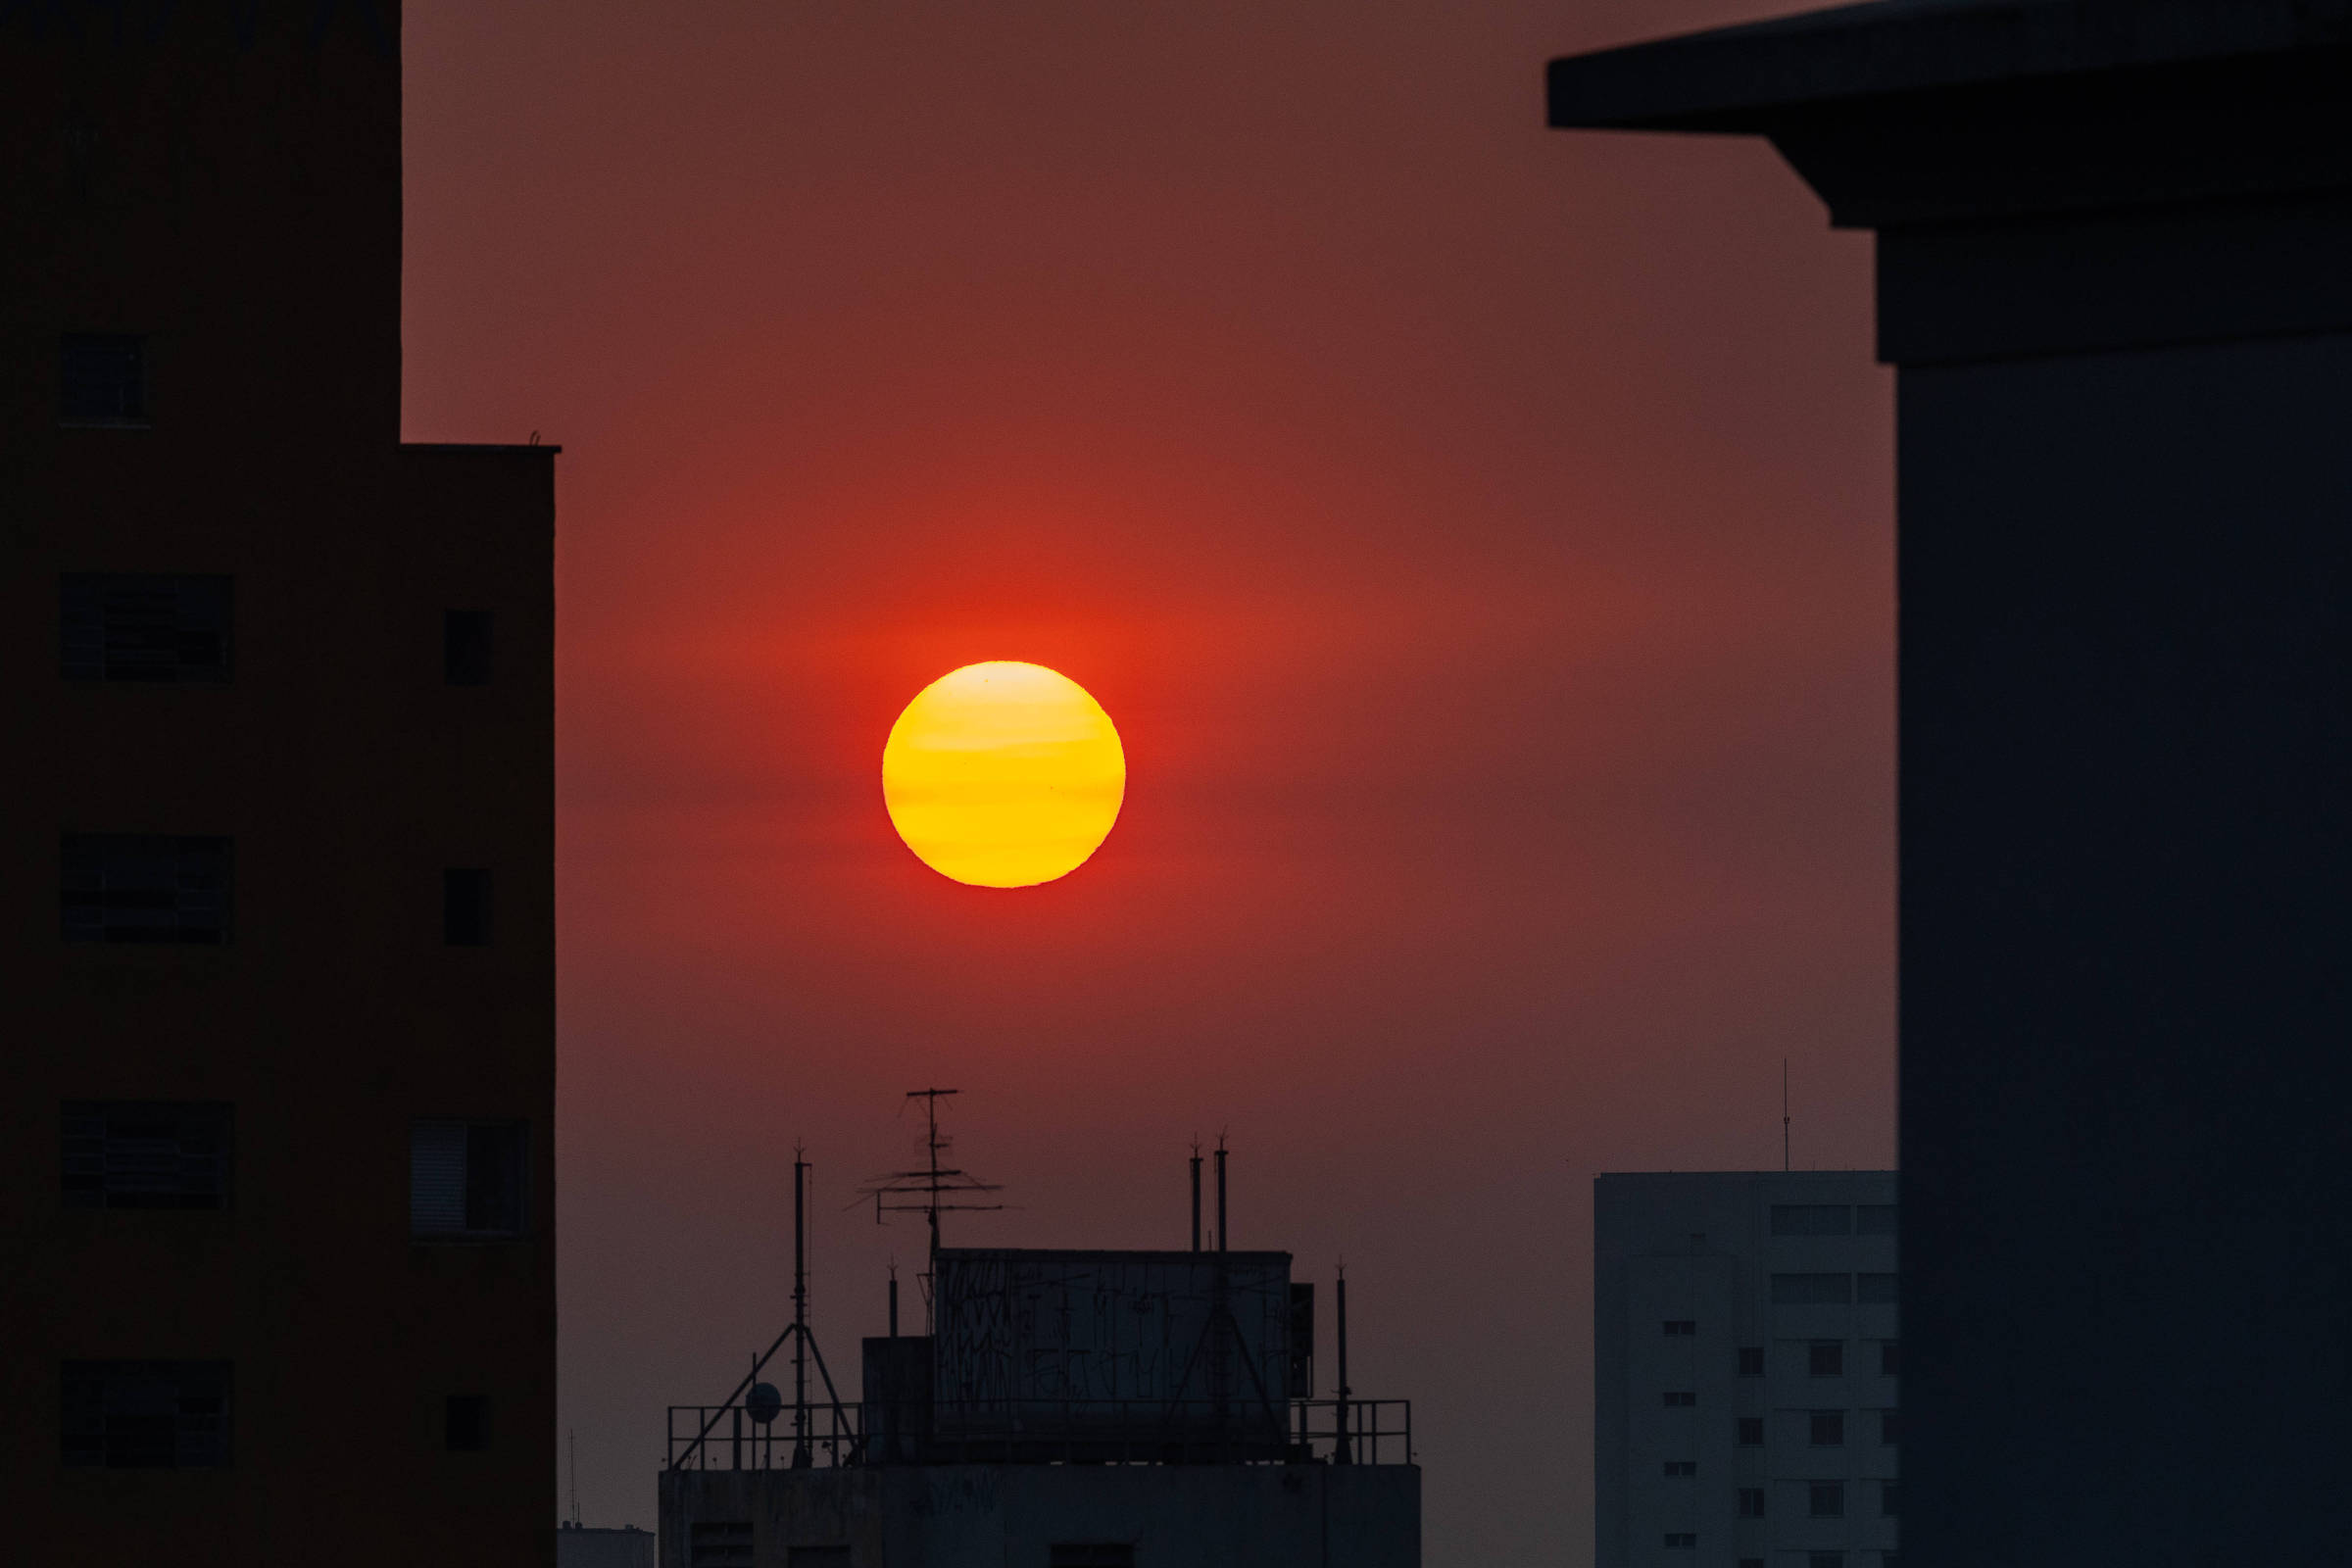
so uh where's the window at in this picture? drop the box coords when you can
[1857,1273,1898,1304]
[63,1102,230,1209]
[1809,1481,1845,1517]
[787,1551,851,1568]
[1738,1346,1764,1376]
[1809,1342,1843,1377]
[1050,1549,1136,1568]
[1880,1408,1899,1446]
[445,1395,489,1451]
[1810,1410,1845,1446]
[1771,1203,1851,1236]
[1857,1202,1897,1234]
[1737,1488,1765,1518]
[689,1522,754,1568]
[62,574,231,682]
[62,1361,229,1468]
[1662,1536,1696,1551]
[1740,1559,1765,1568]
[1662,1319,1696,1336]
[444,868,492,946]
[1736,1416,1764,1446]
[1810,1555,1847,1568]
[1881,1480,1899,1516]
[410,1119,528,1238]
[62,835,231,944]
[1772,1273,1851,1305]
[1663,1460,1696,1477]
[1880,1341,1899,1377]
[61,333,145,423]
[1663,1391,1695,1407]
[445,610,493,685]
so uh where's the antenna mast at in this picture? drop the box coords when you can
[1783,1059,1790,1172]
[567,1426,580,1526]
[858,1089,1004,1332]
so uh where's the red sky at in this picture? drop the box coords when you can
[402,3,1891,1561]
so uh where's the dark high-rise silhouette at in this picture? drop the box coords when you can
[1550,4,2352,1564]
[2,4,557,1562]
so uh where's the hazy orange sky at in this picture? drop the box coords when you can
[402,3,1891,1562]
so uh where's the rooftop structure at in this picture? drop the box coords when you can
[660,1140,1417,1567]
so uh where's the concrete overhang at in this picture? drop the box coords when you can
[1545,0,2352,227]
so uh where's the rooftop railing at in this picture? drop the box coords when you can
[665,1397,1412,1470]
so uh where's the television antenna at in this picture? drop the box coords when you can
[858,1088,1004,1331]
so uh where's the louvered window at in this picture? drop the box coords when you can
[62,1102,230,1209]
[61,1361,230,1468]
[689,1522,753,1568]
[61,574,231,682]
[411,1119,528,1238]
[62,835,231,944]
[61,333,146,423]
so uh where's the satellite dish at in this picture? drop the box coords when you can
[746,1382,784,1425]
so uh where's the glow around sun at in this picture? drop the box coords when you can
[881,662,1126,888]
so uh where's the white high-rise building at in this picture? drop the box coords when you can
[1594,1172,1898,1568]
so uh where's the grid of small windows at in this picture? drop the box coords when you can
[61,574,231,682]
[60,333,146,423]
[61,1361,229,1468]
[62,834,231,944]
[62,1102,230,1209]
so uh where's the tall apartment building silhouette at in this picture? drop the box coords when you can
[2,6,557,1563]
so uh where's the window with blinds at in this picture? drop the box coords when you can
[61,1361,230,1468]
[61,573,231,682]
[410,1119,527,1239]
[61,835,232,944]
[62,1102,230,1209]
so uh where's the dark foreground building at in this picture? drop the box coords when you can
[2,4,557,1564]
[1549,4,2352,1565]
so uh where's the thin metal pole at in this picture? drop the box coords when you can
[888,1268,900,1339]
[1783,1059,1790,1172]
[1334,1266,1351,1464]
[793,1152,811,1467]
[1214,1142,1227,1254]
[1190,1144,1202,1252]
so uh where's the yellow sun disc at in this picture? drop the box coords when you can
[882,662,1126,888]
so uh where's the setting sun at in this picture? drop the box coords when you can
[881,662,1126,888]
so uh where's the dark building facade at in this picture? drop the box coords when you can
[2,4,557,1564]
[1550,4,2352,1565]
